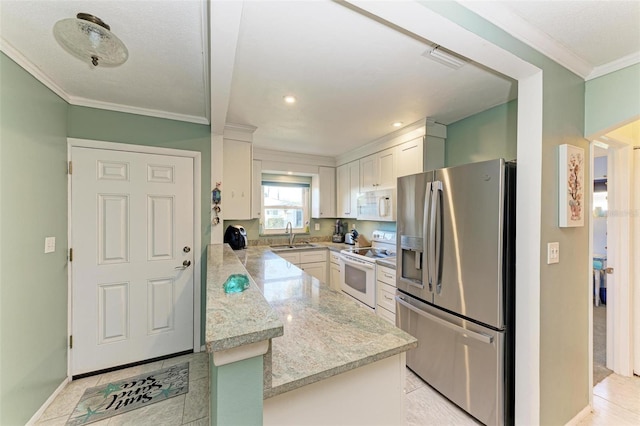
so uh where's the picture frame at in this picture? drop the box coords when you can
[558,144,585,227]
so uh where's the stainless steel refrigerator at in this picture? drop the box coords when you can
[396,158,516,426]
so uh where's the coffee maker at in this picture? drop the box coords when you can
[332,219,345,243]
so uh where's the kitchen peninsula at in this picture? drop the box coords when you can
[206,243,417,425]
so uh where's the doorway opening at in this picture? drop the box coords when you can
[591,145,612,385]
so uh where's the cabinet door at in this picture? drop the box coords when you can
[300,249,327,263]
[252,160,262,219]
[378,148,396,189]
[336,161,359,218]
[337,164,349,217]
[312,166,336,218]
[277,252,300,266]
[330,263,341,291]
[223,140,252,219]
[397,137,424,178]
[360,153,378,192]
[301,261,327,283]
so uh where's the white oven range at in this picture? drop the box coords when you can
[339,231,396,310]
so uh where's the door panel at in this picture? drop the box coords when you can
[148,196,174,260]
[98,282,129,343]
[434,159,505,329]
[98,194,129,264]
[397,292,504,426]
[72,147,194,375]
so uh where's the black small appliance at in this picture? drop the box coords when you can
[224,225,247,250]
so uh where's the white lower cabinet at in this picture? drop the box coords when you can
[329,251,341,291]
[276,249,328,283]
[301,262,326,283]
[376,264,397,325]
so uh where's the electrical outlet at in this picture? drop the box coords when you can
[314,223,320,231]
[45,237,56,253]
[547,242,559,264]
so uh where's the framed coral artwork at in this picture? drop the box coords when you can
[559,144,585,227]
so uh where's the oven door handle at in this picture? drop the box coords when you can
[395,296,493,344]
[340,255,375,269]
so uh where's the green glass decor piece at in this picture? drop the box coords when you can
[223,274,250,294]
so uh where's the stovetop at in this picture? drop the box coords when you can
[341,246,395,259]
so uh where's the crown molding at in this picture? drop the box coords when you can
[1,36,210,126]
[587,52,640,81]
[458,2,593,79]
[0,36,70,102]
[68,95,210,125]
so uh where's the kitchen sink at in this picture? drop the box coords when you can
[269,242,318,250]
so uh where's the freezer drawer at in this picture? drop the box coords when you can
[396,292,505,426]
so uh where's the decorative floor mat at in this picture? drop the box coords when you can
[67,362,189,425]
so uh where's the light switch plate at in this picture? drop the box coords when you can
[45,237,56,253]
[314,223,320,231]
[547,242,559,264]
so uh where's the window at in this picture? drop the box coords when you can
[262,180,310,234]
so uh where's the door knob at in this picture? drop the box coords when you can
[183,246,191,253]
[605,267,614,274]
[175,260,191,270]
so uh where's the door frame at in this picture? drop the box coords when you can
[589,136,635,378]
[67,138,202,376]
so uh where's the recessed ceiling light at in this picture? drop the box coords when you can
[392,122,403,128]
[284,95,296,104]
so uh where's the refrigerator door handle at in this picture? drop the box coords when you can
[427,182,438,292]
[396,295,494,344]
[432,181,443,294]
[423,182,433,292]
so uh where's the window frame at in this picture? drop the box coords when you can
[261,182,310,235]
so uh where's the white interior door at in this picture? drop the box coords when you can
[633,147,640,376]
[71,146,194,375]
[604,142,634,376]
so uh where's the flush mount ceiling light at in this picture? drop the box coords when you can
[53,13,128,67]
[283,95,296,104]
[422,45,466,70]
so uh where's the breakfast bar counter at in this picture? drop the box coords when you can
[205,243,417,399]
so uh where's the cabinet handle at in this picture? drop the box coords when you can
[384,273,393,279]
[384,294,393,301]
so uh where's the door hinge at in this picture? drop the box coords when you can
[69,248,73,262]
[68,160,72,174]
[69,335,73,349]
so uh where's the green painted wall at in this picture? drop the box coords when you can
[67,106,211,344]
[585,63,640,137]
[0,52,69,425]
[445,100,517,167]
[421,3,589,424]
[210,355,264,425]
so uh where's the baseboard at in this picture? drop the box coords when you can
[26,377,70,425]
[565,405,592,426]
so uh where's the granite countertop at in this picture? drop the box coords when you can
[205,245,284,352]
[206,243,417,399]
[376,257,397,270]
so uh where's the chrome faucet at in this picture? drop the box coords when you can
[285,222,295,246]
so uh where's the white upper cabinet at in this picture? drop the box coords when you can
[360,147,396,192]
[336,160,359,218]
[312,166,336,218]
[396,136,424,178]
[223,139,252,219]
[252,159,262,219]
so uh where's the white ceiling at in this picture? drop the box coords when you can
[1,1,638,157]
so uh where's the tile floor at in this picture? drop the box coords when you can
[35,352,639,426]
[35,353,209,426]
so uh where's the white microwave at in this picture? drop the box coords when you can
[357,189,396,222]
